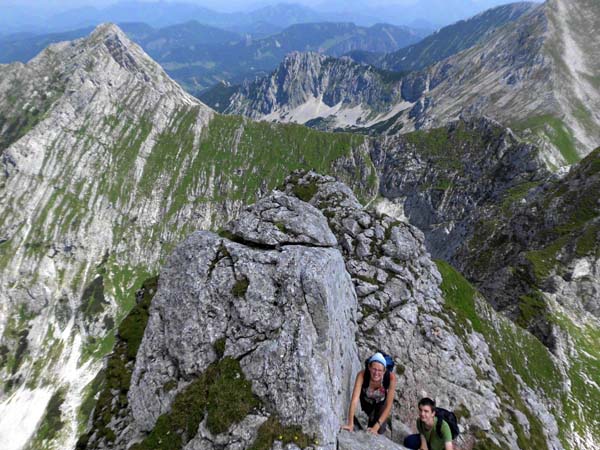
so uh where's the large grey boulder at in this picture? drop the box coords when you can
[127,192,360,449]
[222,191,337,247]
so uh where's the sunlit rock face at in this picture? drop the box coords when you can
[0,22,377,450]
[81,172,582,450]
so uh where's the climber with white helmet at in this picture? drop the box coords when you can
[341,352,397,435]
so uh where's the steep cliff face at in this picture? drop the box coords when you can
[0,24,378,450]
[78,172,585,450]
[371,117,548,261]
[216,52,406,131]
[371,117,599,448]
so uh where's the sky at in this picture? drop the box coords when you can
[0,0,544,33]
[2,0,542,14]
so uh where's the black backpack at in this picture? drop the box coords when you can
[362,352,395,390]
[435,407,460,439]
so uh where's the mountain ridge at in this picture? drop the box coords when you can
[0,22,378,450]
[215,0,600,163]
[0,7,598,450]
[348,2,538,73]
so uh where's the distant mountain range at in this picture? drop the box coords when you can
[210,0,600,164]
[0,21,428,94]
[202,2,536,122]
[0,2,324,35]
[202,2,537,121]
[0,22,241,65]
[0,0,520,36]
[348,2,537,73]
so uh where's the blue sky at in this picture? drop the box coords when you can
[0,0,544,32]
[1,0,542,14]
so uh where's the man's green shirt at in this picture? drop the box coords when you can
[417,417,452,450]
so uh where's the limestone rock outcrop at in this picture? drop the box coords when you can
[129,230,358,448]
[83,172,573,450]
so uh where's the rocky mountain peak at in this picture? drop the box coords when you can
[88,22,146,74]
[223,51,403,128]
[282,50,328,67]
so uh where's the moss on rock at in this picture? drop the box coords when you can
[129,357,259,449]
[249,416,313,450]
[231,276,250,298]
[76,276,158,449]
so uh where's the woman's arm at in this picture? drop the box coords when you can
[367,371,397,434]
[341,370,364,431]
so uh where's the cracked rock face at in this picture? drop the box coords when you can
[108,172,568,450]
[128,196,360,448]
[222,192,337,247]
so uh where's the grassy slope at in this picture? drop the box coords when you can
[1,104,378,442]
[511,114,581,165]
[435,260,596,450]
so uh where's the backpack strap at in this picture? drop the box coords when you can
[383,370,390,390]
[436,417,443,438]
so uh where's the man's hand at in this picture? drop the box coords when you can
[341,424,354,432]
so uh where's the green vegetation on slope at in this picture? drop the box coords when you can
[512,115,581,165]
[462,148,599,343]
[404,121,505,171]
[435,260,565,449]
[76,276,158,449]
[128,357,259,450]
[1,98,378,396]
[0,70,65,154]
[249,416,313,450]
[133,109,377,226]
[127,347,313,450]
[551,313,600,443]
[525,147,600,282]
